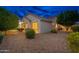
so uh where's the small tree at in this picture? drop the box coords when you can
[56,10,79,31]
[0,7,19,34]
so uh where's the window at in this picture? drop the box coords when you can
[32,22,39,33]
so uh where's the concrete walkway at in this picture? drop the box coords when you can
[0,32,69,53]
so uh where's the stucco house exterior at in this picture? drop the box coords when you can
[19,13,53,33]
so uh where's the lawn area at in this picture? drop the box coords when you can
[0,32,70,53]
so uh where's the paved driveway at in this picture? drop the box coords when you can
[0,32,69,53]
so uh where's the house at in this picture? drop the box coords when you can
[18,13,53,33]
[48,16,71,32]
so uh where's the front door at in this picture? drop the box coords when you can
[32,22,39,33]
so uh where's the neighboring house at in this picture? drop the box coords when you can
[19,13,53,33]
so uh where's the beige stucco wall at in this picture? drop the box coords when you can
[39,21,52,33]
[21,14,54,33]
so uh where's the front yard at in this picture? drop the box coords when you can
[0,32,69,53]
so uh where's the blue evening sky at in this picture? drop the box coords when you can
[1,6,79,19]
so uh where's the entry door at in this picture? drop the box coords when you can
[32,22,39,33]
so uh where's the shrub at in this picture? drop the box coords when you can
[67,32,79,52]
[25,29,35,39]
[0,32,4,44]
[50,29,57,33]
[71,25,79,32]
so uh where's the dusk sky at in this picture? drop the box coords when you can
[2,6,79,18]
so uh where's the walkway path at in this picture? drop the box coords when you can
[0,32,69,53]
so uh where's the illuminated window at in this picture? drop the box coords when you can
[32,22,39,33]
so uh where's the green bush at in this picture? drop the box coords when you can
[25,29,35,39]
[50,29,57,33]
[0,32,4,44]
[67,32,79,52]
[71,25,79,32]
